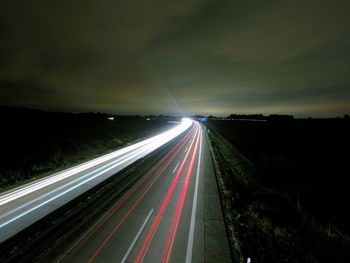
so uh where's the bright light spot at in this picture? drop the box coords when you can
[108,117,114,120]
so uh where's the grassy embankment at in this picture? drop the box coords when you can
[0,107,175,192]
[206,125,350,263]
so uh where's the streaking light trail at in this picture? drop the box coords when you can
[61,127,195,262]
[134,123,200,263]
[0,118,192,242]
[0,118,192,206]
[55,121,204,263]
[85,126,196,263]
[162,128,201,263]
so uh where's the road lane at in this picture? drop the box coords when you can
[186,129,202,263]
[121,209,154,263]
[133,124,200,263]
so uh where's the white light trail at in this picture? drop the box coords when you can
[0,118,192,207]
[0,142,158,228]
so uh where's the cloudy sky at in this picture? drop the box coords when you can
[0,0,349,117]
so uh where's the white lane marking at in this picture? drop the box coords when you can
[121,209,154,263]
[185,128,202,263]
[184,146,189,153]
[172,162,180,174]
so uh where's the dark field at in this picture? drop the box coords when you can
[206,119,350,233]
[205,119,350,262]
[0,107,175,191]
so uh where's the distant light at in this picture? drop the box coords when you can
[168,121,180,124]
[146,118,151,121]
[108,117,114,120]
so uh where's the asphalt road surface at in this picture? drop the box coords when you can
[47,121,231,263]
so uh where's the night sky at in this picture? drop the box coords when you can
[1,0,349,117]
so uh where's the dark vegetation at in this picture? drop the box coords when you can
[0,107,175,191]
[205,118,350,263]
[208,113,294,121]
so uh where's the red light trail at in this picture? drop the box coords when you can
[134,123,200,263]
[161,127,200,263]
[85,125,197,263]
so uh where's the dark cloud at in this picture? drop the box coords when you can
[0,0,349,116]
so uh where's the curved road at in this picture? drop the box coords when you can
[50,122,231,263]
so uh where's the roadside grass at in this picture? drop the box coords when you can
[206,127,350,263]
[205,119,350,235]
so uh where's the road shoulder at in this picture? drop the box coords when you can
[201,126,232,262]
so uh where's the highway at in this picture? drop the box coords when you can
[46,121,231,263]
[0,119,231,262]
